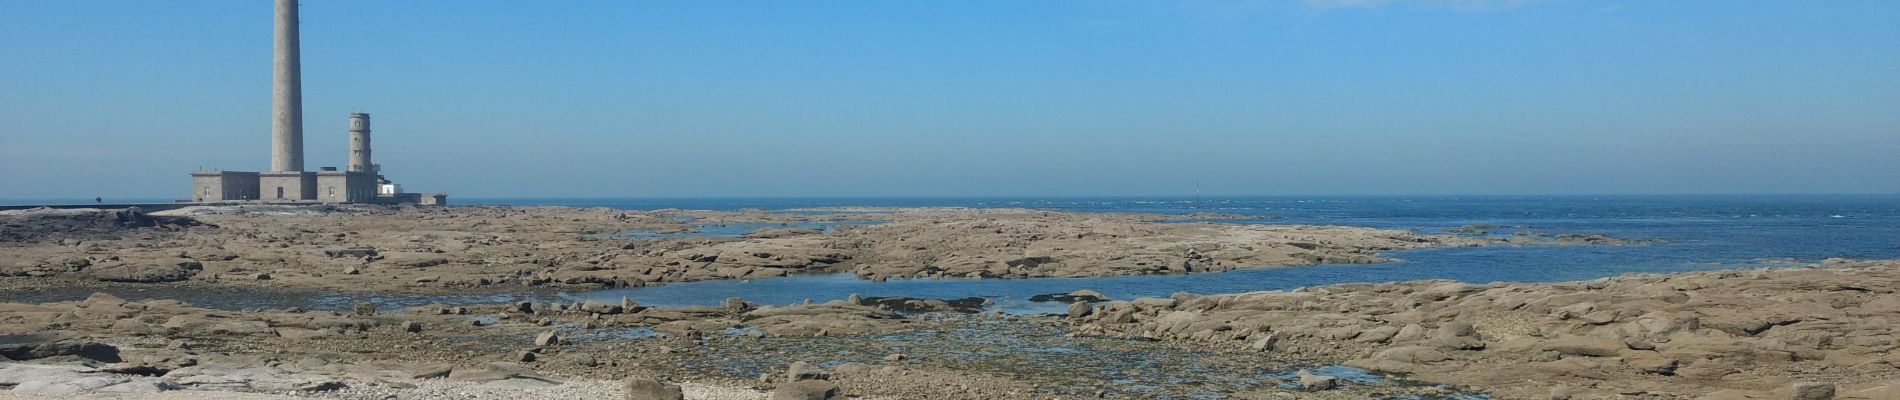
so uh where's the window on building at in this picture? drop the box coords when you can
[328,187,336,198]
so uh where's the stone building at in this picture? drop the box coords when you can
[316,168,377,203]
[190,171,259,202]
[186,0,444,205]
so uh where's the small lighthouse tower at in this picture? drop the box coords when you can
[348,113,372,173]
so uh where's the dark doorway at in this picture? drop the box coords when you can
[276,187,284,199]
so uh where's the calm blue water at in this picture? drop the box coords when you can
[482,195,1900,313]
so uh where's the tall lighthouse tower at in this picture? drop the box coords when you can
[259,0,316,200]
[270,0,302,173]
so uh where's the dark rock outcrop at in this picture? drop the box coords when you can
[88,259,203,283]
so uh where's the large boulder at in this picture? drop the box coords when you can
[623,377,684,400]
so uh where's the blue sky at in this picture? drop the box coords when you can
[2,0,1897,199]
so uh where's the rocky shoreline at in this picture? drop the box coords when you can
[1064,259,1900,399]
[7,260,1895,399]
[4,204,1885,399]
[1,205,1513,294]
[0,287,1485,399]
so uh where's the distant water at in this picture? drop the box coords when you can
[464,195,1900,313]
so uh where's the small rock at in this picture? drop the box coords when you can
[517,350,538,363]
[351,303,377,316]
[624,377,684,400]
[883,353,906,362]
[322,247,379,258]
[1792,382,1836,400]
[535,331,561,346]
[1066,301,1094,318]
[580,300,624,314]
[401,321,423,333]
[1296,369,1338,391]
[1250,334,1280,351]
